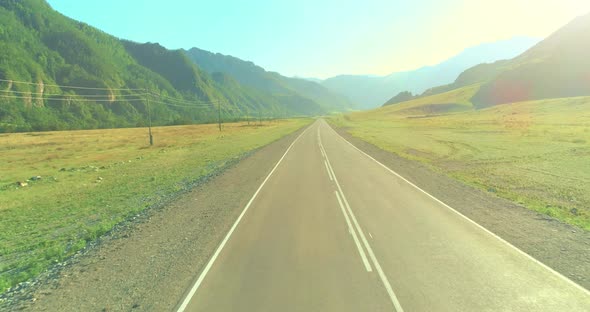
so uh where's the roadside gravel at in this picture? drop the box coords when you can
[6,121,588,312]
[4,126,309,312]
[332,125,590,290]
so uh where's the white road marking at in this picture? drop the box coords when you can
[369,232,373,239]
[335,191,372,272]
[323,119,590,297]
[317,127,323,150]
[324,160,334,181]
[319,125,404,312]
[175,125,313,312]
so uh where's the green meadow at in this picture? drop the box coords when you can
[0,119,310,293]
[330,96,590,230]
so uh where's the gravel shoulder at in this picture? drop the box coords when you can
[5,126,309,312]
[331,125,590,290]
[6,122,588,311]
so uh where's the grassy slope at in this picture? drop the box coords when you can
[330,97,590,230]
[375,83,480,116]
[0,119,311,292]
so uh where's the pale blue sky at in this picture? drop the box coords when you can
[47,0,590,78]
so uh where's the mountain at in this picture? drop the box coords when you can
[184,48,354,113]
[295,76,323,83]
[322,37,540,109]
[384,91,416,106]
[0,0,325,133]
[381,12,590,115]
[471,13,590,107]
[413,12,590,110]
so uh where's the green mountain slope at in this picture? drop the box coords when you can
[420,13,590,109]
[184,47,353,113]
[122,41,219,99]
[0,0,192,131]
[0,0,322,133]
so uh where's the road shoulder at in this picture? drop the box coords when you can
[330,124,590,290]
[5,126,309,312]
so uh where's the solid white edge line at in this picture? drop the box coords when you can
[323,120,590,297]
[320,125,404,312]
[176,124,313,312]
[335,191,373,272]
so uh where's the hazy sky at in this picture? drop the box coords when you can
[47,0,590,78]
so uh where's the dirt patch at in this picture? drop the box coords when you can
[404,148,436,160]
[2,126,309,312]
[331,125,590,290]
[398,103,465,115]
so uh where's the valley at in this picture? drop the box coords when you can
[1,1,590,311]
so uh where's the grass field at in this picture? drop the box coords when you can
[330,96,590,230]
[0,119,311,293]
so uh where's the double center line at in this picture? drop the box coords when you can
[317,124,405,312]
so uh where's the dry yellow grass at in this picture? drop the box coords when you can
[330,96,590,230]
[0,119,311,293]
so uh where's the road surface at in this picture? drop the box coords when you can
[176,119,590,311]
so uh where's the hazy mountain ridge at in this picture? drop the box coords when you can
[184,47,354,113]
[323,37,540,109]
[382,12,590,114]
[472,12,590,107]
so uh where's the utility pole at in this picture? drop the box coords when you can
[258,109,262,125]
[247,107,250,125]
[146,92,153,146]
[217,100,222,131]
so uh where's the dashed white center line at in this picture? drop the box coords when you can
[324,160,334,181]
[335,191,372,272]
[319,122,405,312]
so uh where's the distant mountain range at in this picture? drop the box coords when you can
[321,37,540,109]
[184,48,353,114]
[0,0,352,132]
[2,0,582,134]
[381,12,590,113]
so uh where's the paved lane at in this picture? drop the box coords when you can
[177,120,590,311]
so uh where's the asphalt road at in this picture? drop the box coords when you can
[176,119,590,312]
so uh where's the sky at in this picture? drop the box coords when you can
[47,0,590,79]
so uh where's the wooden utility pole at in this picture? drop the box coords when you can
[147,92,153,146]
[217,101,222,131]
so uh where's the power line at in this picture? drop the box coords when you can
[1,79,224,107]
[147,92,222,105]
[0,89,149,98]
[0,93,217,108]
[151,95,213,106]
[0,94,144,102]
[0,78,144,91]
[0,79,236,140]
[149,98,216,109]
